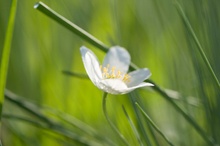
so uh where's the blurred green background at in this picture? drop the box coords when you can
[0,0,220,145]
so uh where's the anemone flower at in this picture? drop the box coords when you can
[80,46,153,94]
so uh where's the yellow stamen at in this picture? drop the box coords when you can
[122,74,131,83]
[100,64,131,83]
[103,67,108,73]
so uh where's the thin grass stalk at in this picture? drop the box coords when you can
[6,121,75,146]
[174,2,218,145]
[150,81,215,145]
[0,0,17,118]
[129,92,153,146]
[0,0,17,144]
[44,107,115,145]
[102,92,129,146]
[6,122,34,145]
[45,108,100,135]
[174,1,220,90]
[129,92,160,146]
[34,1,109,53]
[122,105,143,146]
[4,90,103,145]
[62,71,89,79]
[186,36,216,143]
[109,0,122,44]
[3,114,95,146]
[5,89,55,124]
[136,103,174,146]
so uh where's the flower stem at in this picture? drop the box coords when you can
[102,92,129,146]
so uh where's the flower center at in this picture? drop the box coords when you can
[100,64,130,83]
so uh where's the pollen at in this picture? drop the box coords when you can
[100,64,130,83]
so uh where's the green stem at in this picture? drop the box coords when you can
[0,0,17,118]
[175,1,220,90]
[136,103,174,146]
[102,92,129,146]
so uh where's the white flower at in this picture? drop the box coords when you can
[80,46,153,94]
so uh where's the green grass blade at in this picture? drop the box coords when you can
[33,1,140,70]
[44,107,115,145]
[129,92,153,146]
[34,1,109,53]
[0,0,17,118]
[6,122,38,146]
[175,1,220,90]
[3,114,96,146]
[5,89,54,124]
[136,103,174,146]
[122,105,143,146]
[150,81,216,145]
[62,71,89,79]
[4,90,104,145]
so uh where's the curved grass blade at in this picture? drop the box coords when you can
[174,1,220,90]
[129,91,161,146]
[128,92,153,146]
[122,105,143,146]
[4,90,103,145]
[3,114,101,146]
[150,80,216,145]
[136,103,174,146]
[6,121,41,146]
[44,107,115,145]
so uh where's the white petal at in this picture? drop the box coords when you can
[127,68,151,87]
[80,46,102,86]
[99,79,128,94]
[121,82,154,94]
[103,46,130,74]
